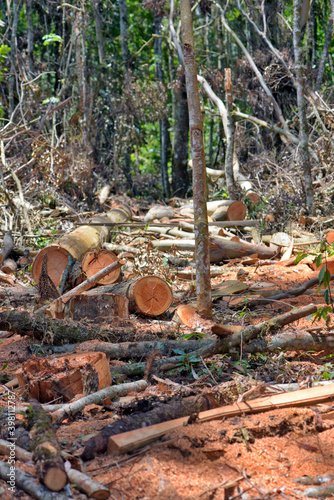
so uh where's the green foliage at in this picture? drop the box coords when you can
[178,331,209,340]
[42,97,60,105]
[42,33,63,45]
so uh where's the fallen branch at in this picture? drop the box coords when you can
[74,339,209,359]
[107,305,317,377]
[51,379,148,424]
[242,274,334,308]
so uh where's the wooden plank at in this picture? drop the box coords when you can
[107,384,334,456]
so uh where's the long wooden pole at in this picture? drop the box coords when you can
[180,0,212,318]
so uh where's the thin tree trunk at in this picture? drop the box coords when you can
[293,0,314,212]
[172,72,189,196]
[119,0,134,193]
[224,68,237,199]
[181,0,212,318]
[9,0,21,116]
[315,0,334,91]
[26,0,34,75]
[92,0,105,64]
[154,13,170,198]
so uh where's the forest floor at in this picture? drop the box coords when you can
[1,195,334,500]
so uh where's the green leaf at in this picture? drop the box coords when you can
[323,269,331,288]
[324,289,330,305]
[315,254,323,268]
[319,265,326,284]
[294,252,308,264]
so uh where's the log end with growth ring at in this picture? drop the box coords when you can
[43,464,67,492]
[133,276,173,316]
[31,246,70,286]
[81,250,121,285]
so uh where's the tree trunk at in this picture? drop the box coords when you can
[293,0,314,212]
[181,0,212,318]
[315,0,334,91]
[92,0,105,64]
[154,13,170,198]
[9,0,21,115]
[26,0,34,75]
[172,72,190,197]
[224,68,238,199]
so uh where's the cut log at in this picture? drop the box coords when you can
[81,249,121,285]
[211,200,247,221]
[1,258,17,274]
[144,205,174,222]
[91,276,173,316]
[209,236,277,262]
[16,352,112,403]
[0,460,66,500]
[0,230,14,265]
[31,204,132,286]
[66,291,129,321]
[269,232,292,251]
[34,259,124,315]
[28,402,68,491]
[107,384,334,456]
[0,441,110,500]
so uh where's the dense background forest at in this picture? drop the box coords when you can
[1,0,334,223]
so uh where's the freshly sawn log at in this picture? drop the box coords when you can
[91,276,173,316]
[31,204,132,286]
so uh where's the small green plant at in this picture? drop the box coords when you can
[178,331,209,341]
[170,349,201,374]
[296,239,334,322]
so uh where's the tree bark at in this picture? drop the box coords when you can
[26,0,34,75]
[92,0,105,64]
[224,68,237,199]
[181,0,212,318]
[293,0,314,212]
[172,72,190,197]
[154,12,170,198]
[315,0,334,91]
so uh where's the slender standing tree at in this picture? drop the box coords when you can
[180,0,211,318]
[293,0,314,212]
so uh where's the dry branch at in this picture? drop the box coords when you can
[51,379,147,424]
